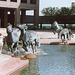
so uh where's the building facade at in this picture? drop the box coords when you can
[0,0,39,28]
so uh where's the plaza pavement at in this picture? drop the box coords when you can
[36,30,75,45]
[0,28,75,45]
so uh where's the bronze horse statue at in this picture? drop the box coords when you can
[51,21,74,44]
[17,24,40,53]
[5,24,20,54]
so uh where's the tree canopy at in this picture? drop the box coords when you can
[41,6,75,16]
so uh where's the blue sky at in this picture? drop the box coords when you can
[39,0,75,15]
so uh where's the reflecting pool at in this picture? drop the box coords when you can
[13,45,75,75]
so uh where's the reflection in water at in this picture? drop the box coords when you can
[11,45,75,75]
[13,59,39,75]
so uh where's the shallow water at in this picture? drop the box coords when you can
[12,45,75,75]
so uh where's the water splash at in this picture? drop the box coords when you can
[34,48,48,56]
[2,46,48,56]
[24,47,48,56]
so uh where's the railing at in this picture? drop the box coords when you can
[20,15,75,24]
[39,16,75,24]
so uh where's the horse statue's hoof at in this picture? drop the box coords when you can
[62,39,65,43]
[24,53,37,59]
[64,41,67,44]
[22,47,28,52]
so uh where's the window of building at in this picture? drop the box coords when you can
[30,0,36,4]
[21,0,27,3]
[10,0,17,2]
[8,11,10,15]
[26,10,34,16]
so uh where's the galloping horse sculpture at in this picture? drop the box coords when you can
[17,24,40,53]
[6,24,20,54]
[51,21,74,44]
[52,21,63,33]
[51,21,63,38]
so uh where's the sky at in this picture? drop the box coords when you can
[39,0,75,16]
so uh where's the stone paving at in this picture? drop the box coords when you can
[36,30,75,45]
[0,28,75,45]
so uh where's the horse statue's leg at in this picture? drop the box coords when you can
[35,38,40,52]
[35,39,37,52]
[31,42,34,53]
[67,32,70,40]
[59,31,62,39]
[23,41,28,52]
[53,31,56,34]
[64,34,67,44]
[61,34,65,43]
[13,42,19,55]
[8,45,13,53]
[68,29,74,40]
[58,33,60,39]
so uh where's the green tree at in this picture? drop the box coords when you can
[41,6,75,16]
[59,7,71,15]
[41,7,60,16]
[70,3,75,15]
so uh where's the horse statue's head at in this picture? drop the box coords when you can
[51,21,59,29]
[7,23,13,33]
[17,24,28,35]
[17,24,27,30]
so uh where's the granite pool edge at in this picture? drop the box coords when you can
[0,55,29,75]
